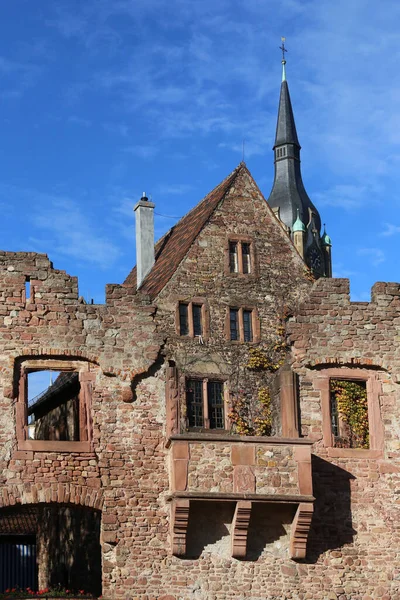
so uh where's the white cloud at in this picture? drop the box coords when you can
[381,223,400,237]
[357,248,385,267]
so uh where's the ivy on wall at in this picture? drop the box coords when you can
[228,324,287,436]
[331,379,369,449]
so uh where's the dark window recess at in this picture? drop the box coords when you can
[208,381,224,429]
[179,303,189,335]
[243,310,253,342]
[230,309,239,340]
[192,304,203,336]
[229,242,238,273]
[242,243,251,274]
[186,380,204,427]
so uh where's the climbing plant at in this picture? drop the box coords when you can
[228,323,288,436]
[330,379,369,449]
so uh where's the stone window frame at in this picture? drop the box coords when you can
[175,298,209,340]
[182,374,230,432]
[16,358,94,452]
[314,367,384,458]
[225,306,260,343]
[225,236,257,277]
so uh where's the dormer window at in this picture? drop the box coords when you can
[227,238,254,275]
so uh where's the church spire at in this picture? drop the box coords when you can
[267,39,329,278]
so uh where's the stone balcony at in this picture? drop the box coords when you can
[166,433,314,560]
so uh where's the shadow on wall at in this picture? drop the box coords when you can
[306,455,356,563]
[41,504,102,596]
[186,501,234,559]
[247,503,295,561]
[185,500,296,561]
[0,504,101,595]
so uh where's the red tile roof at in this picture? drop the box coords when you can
[124,163,246,298]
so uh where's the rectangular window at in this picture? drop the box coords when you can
[228,307,256,342]
[242,243,251,274]
[208,381,224,429]
[330,379,369,449]
[229,242,238,273]
[179,303,189,336]
[243,309,253,342]
[186,378,225,430]
[192,304,203,336]
[186,379,204,428]
[178,301,205,338]
[16,360,95,451]
[27,370,80,441]
[228,240,253,274]
[230,309,239,340]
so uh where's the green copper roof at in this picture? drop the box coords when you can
[321,226,332,246]
[292,209,306,232]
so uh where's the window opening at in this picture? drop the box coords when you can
[192,304,203,336]
[208,381,224,429]
[228,307,255,342]
[25,278,30,302]
[230,309,239,340]
[179,303,189,336]
[229,242,238,273]
[178,301,205,338]
[186,380,204,428]
[243,309,253,342]
[27,370,80,441]
[228,240,252,275]
[186,378,225,430]
[330,379,369,449]
[242,243,251,274]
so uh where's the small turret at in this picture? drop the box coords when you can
[321,225,332,277]
[292,209,306,258]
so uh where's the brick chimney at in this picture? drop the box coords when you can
[134,193,155,288]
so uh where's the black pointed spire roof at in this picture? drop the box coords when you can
[267,57,321,236]
[274,80,300,149]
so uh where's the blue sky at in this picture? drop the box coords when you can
[1,0,399,302]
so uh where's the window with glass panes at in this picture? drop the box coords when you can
[186,378,225,430]
[228,307,254,342]
[178,301,204,337]
[228,240,252,274]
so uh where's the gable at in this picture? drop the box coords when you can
[124,163,311,300]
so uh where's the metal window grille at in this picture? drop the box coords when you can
[230,309,239,340]
[0,536,37,592]
[186,380,204,427]
[243,310,253,342]
[208,381,224,429]
[192,304,203,336]
[179,303,189,335]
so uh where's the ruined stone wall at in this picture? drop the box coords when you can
[285,277,400,600]
[1,248,399,598]
[0,251,169,597]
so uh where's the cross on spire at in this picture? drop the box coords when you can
[279,37,287,64]
[279,37,287,81]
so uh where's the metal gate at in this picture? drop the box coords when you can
[0,536,37,592]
